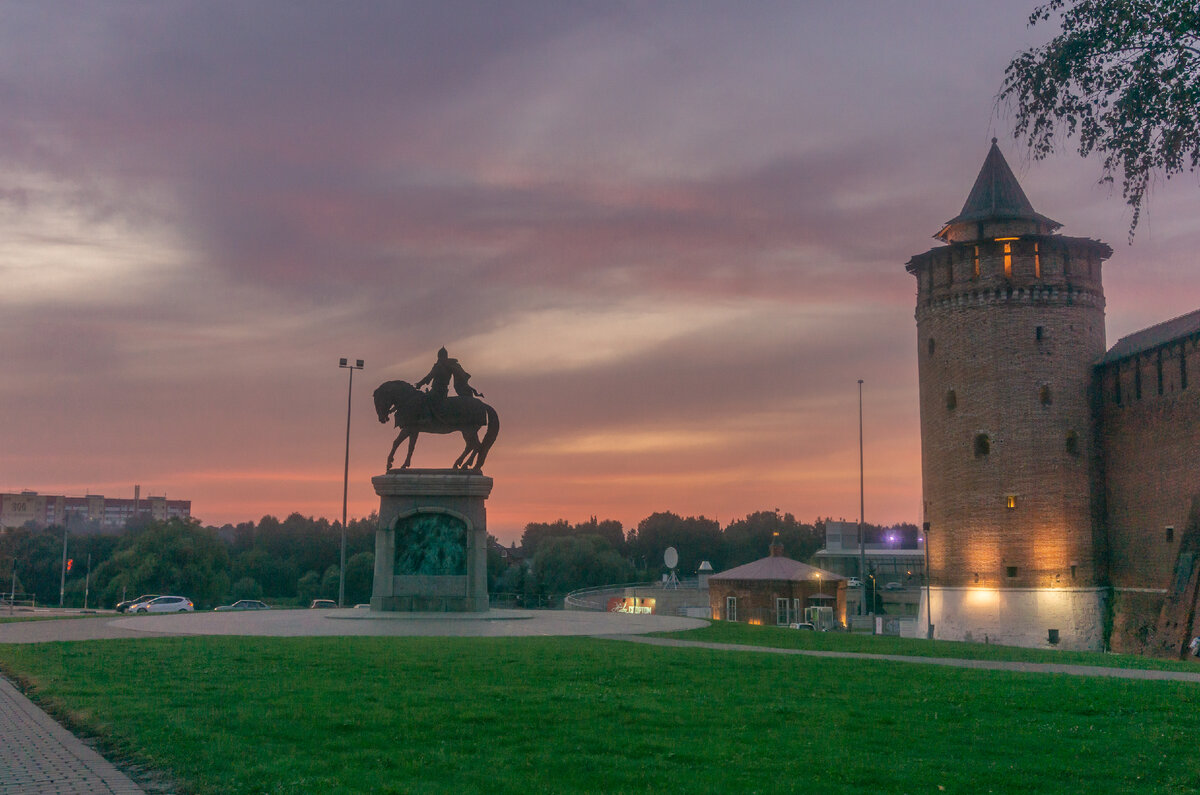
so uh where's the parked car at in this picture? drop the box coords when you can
[116,594,158,613]
[790,622,816,630]
[846,578,863,588]
[214,600,269,612]
[309,599,337,609]
[133,595,194,613]
[884,581,904,590]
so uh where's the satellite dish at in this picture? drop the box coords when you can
[664,547,679,569]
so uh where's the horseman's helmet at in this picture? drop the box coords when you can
[437,346,448,359]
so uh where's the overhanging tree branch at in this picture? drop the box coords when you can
[998,0,1200,241]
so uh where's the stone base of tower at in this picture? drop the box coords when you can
[921,587,1107,651]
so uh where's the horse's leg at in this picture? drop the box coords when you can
[401,432,418,469]
[456,432,480,470]
[473,406,499,470]
[454,430,475,469]
[388,430,408,471]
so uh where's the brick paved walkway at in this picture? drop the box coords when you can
[0,675,145,794]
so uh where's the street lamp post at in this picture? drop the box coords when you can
[923,522,932,639]
[857,379,866,616]
[59,515,68,607]
[338,357,364,607]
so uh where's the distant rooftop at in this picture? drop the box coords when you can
[709,555,842,583]
[1100,308,1200,364]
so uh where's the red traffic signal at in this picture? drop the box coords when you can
[66,558,73,571]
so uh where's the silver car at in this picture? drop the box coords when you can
[214,600,269,612]
[134,595,194,613]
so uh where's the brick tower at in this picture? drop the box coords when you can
[906,140,1112,650]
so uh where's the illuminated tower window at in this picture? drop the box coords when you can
[1005,495,1017,509]
[973,246,980,277]
[1003,242,1012,277]
[1034,242,1041,278]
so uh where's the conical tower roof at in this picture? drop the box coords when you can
[935,139,1060,242]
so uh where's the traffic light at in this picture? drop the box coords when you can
[66,559,73,572]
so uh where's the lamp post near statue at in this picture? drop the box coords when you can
[338,357,364,607]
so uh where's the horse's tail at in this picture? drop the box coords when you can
[475,403,500,469]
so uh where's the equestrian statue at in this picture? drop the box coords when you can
[373,347,499,471]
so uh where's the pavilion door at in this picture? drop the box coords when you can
[776,597,790,625]
[726,596,737,622]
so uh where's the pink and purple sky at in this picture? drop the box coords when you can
[2,2,1196,543]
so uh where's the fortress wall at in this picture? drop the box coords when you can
[1097,337,1200,651]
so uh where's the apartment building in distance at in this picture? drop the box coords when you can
[0,486,191,533]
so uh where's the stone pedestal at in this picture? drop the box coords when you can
[370,470,492,612]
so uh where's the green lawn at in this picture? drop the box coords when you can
[1,634,1198,794]
[667,621,1200,671]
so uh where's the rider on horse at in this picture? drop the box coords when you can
[414,347,483,426]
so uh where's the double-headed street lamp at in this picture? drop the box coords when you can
[338,357,364,607]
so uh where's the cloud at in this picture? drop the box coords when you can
[0,2,1192,538]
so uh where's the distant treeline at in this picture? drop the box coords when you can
[494,512,916,601]
[0,514,377,609]
[0,511,913,609]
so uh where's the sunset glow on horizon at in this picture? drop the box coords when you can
[2,3,1197,544]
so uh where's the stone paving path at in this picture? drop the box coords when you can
[0,675,146,794]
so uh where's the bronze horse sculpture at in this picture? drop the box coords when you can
[373,380,499,471]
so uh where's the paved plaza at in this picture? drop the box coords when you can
[2,608,1198,793]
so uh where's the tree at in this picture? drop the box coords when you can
[531,535,633,596]
[231,576,264,601]
[999,0,1200,240]
[94,518,231,609]
[626,512,723,575]
[343,551,374,605]
[297,570,322,604]
[723,511,822,568]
